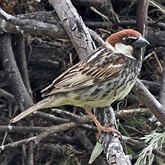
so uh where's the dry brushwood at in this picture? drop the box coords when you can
[0,0,165,165]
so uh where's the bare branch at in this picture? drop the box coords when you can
[136,0,149,35]
[116,108,151,119]
[0,34,33,110]
[14,34,32,97]
[49,0,95,60]
[0,8,68,39]
[0,125,47,133]
[133,79,165,127]
[96,107,131,165]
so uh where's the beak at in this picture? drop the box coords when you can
[133,36,150,48]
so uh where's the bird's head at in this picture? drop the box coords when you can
[106,29,149,60]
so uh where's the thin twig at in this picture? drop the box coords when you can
[159,55,165,106]
[34,111,69,124]
[122,135,165,160]
[0,116,89,150]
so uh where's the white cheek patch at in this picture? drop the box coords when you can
[115,43,136,60]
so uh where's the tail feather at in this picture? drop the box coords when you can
[11,99,51,123]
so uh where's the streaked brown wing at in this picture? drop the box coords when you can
[41,46,126,97]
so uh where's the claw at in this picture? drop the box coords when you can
[97,125,121,135]
[96,125,121,140]
[84,108,121,139]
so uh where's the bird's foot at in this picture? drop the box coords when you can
[96,124,121,140]
[98,125,121,134]
[84,108,121,138]
[100,125,121,135]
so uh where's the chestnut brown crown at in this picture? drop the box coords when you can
[106,29,149,49]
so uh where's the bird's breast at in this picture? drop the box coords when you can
[93,60,141,106]
[105,60,142,104]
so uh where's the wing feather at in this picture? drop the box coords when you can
[41,45,126,97]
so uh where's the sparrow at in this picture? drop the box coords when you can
[11,29,149,135]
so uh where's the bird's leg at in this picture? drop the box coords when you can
[85,108,121,136]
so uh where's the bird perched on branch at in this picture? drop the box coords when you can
[11,29,149,135]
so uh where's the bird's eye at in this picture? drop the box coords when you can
[123,38,137,45]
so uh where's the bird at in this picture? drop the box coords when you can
[11,29,149,135]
